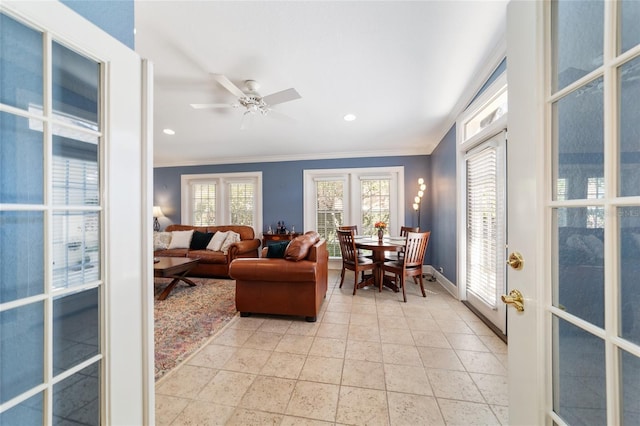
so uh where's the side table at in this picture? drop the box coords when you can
[262,233,300,247]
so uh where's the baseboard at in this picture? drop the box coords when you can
[426,265,458,299]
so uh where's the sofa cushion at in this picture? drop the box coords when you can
[221,231,241,254]
[284,234,315,261]
[168,230,194,249]
[190,231,214,250]
[153,232,172,250]
[266,241,290,258]
[188,249,227,264]
[207,231,229,251]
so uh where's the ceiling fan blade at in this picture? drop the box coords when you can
[211,74,246,98]
[262,88,301,106]
[190,103,234,109]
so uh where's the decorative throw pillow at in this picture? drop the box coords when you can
[153,232,172,250]
[221,231,241,254]
[207,231,229,251]
[190,231,214,250]
[266,241,290,258]
[168,230,194,249]
[284,234,314,261]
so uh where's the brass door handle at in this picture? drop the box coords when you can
[501,289,524,312]
[507,252,524,270]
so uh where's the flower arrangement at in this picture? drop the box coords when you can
[374,221,387,231]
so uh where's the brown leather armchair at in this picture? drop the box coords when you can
[229,237,328,322]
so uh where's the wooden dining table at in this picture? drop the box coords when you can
[354,236,406,292]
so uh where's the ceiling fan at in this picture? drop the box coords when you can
[190,74,301,129]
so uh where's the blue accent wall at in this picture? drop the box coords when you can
[61,0,134,49]
[154,155,433,263]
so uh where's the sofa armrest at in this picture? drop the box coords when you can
[228,239,261,259]
[230,258,318,282]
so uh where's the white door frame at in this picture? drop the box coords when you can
[1,2,152,424]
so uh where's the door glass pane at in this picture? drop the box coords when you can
[620,348,640,425]
[553,77,604,201]
[0,211,44,303]
[618,206,640,345]
[554,208,604,327]
[53,288,99,375]
[0,302,44,404]
[552,0,604,91]
[52,135,99,205]
[618,56,640,197]
[0,13,43,113]
[0,112,44,204]
[316,180,343,257]
[361,178,390,236]
[53,362,100,426]
[52,41,99,130]
[52,212,100,289]
[0,392,42,425]
[553,316,606,425]
[620,0,640,54]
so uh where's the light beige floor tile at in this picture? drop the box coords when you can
[350,312,379,326]
[213,327,254,347]
[437,398,500,425]
[348,323,381,342]
[381,342,422,366]
[257,318,293,334]
[351,303,378,315]
[317,322,349,339]
[280,415,334,425]
[436,319,474,334]
[242,331,283,351]
[286,381,340,422]
[229,316,265,331]
[456,350,507,375]
[309,336,347,358]
[417,346,465,371]
[410,329,452,349]
[335,386,389,426]
[275,334,314,355]
[478,334,508,354]
[170,400,235,426]
[154,394,188,426]
[260,351,306,379]
[470,372,509,406]
[402,305,431,318]
[196,370,256,405]
[186,343,237,369]
[494,352,508,369]
[387,392,444,426]
[405,317,440,331]
[321,311,351,325]
[428,308,463,321]
[345,339,383,363]
[491,404,509,425]
[352,289,378,304]
[299,355,344,384]
[341,359,386,390]
[384,364,432,395]
[380,327,415,345]
[221,347,272,374]
[445,333,490,352]
[326,301,352,313]
[286,320,319,336]
[427,369,484,403]
[156,365,218,399]
[225,408,283,425]
[239,376,296,413]
[465,319,497,336]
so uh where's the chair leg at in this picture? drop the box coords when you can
[418,273,426,298]
[401,274,407,302]
[339,266,345,288]
[352,270,358,295]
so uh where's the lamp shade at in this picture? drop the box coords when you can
[153,206,164,218]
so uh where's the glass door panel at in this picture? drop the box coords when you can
[618,56,640,197]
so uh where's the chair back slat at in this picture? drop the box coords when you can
[337,229,358,263]
[400,226,419,237]
[402,231,431,268]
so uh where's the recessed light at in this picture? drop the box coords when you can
[163,128,175,135]
[343,114,357,122]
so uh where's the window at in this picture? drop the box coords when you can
[304,167,403,257]
[181,172,262,232]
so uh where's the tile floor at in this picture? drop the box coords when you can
[156,270,508,425]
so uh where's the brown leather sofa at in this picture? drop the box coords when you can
[229,233,328,322]
[154,224,261,278]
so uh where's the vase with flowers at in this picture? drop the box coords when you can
[374,221,387,242]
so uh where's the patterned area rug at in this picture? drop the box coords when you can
[154,277,237,380]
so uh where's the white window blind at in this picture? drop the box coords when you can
[191,183,216,226]
[466,144,504,308]
[316,180,344,257]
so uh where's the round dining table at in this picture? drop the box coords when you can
[354,236,406,292]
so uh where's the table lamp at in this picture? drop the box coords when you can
[153,206,164,232]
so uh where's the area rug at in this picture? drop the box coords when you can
[154,277,237,380]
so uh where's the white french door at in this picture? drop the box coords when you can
[507,1,640,424]
[0,2,151,425]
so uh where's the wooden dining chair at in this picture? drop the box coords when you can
[385,225,419,262]
[337,229,376,295]
[381,231,430,302]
